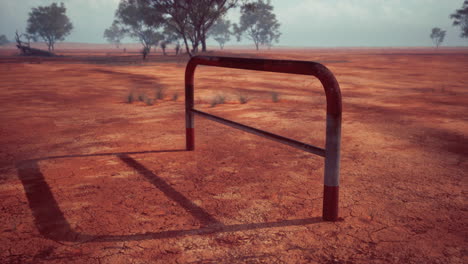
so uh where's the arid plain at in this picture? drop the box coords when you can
[0,46,467,263]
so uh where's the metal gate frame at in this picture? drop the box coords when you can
[185,56,342,221]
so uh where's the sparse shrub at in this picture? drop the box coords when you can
[155,87,165,100]
[126,92,134,103]
[141,47,149,60]
[271,92,279,102]
[218,95,226,104]
[210,95,226,107]
[145,98,154,105]
[138,94,146,102]
[172,93,179,101]
[238,94,249,104]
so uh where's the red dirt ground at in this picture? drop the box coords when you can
[0,47,467,263]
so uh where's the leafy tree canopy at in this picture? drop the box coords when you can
[104,23,126,48]
[0,35,9,45]
[430,27,446,48]
[209,17,232,49]
[450,0,468,38]
[234,0,280,50]
[144,0,240,55]
[114,0,165,58]
[26,2,73,51]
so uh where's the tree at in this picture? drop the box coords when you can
[104,22,126,48]
[430,28,446,48]
[144,0,241,56]
[15,31,29,48]
[113,0,165,59]
[24,34,37,46]
[234,0,280,50]
[26,2,73,51]
[174,42,181,55]
[160,25,181,55]
[450,0,468,38]
[209,17,232,49]
[261,18,280,49]
[160,41,168,55]
[0,35,9,45]
[15,31,54,56]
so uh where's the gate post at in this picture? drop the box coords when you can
[320,69,342,221]
[185,56,342,221]
[185,62,196,151]
[323,113,341,221]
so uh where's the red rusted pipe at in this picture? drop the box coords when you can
[185,56,342,221]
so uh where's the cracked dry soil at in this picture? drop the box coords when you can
[0,47,467,263]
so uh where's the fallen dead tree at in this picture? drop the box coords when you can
[15,31,55,57]
[16,45,55,57]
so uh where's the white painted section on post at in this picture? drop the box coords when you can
[324,114,341,187]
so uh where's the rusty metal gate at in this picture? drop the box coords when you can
[185,56,342,221]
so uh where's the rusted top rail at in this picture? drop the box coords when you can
[185,56,342,221]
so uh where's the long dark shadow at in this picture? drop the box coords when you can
[16,150,322,242]
[90,217,322,242]
[27,149,187,163]
[16,161,81,241]
[118,154,221,226]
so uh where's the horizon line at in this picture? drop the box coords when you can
[1,42,468,49]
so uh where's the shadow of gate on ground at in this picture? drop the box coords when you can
[16,149,322,242]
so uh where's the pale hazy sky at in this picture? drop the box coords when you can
[0,0,466,47]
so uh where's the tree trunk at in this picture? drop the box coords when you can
[201,28,207,52]
[201,36,207,52]
[191,40,199,54]
[201,40,206,52]
[142,45,150,60]
[182,35,192,57]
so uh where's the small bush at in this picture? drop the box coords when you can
[271,92,280,102]
[155,87,165,100]
[238,94,249,104]
[217,95,226,104]
[210,95,226,107]
[138,94,146,102]
[172,93,179,101]
[145,98,154,106]
[127,93,134,103]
